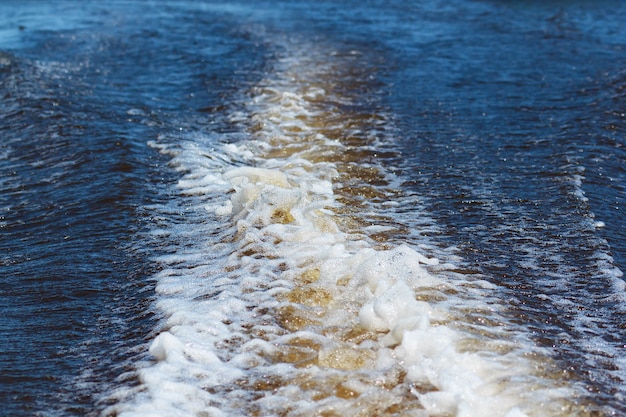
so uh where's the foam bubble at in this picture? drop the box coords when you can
[105,36,594,417]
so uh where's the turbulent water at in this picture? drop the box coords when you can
[1,1,625,416]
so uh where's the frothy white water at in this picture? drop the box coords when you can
[104,37,595,417]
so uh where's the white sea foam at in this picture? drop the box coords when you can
[105,37,593,417]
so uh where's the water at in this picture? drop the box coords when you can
[1,1,625,416]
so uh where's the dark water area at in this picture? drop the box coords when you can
[0,31,160,417]
[0,3,259,415]
[382,0,626,409]
[1,0,625,415]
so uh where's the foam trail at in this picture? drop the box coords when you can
[105,37,598,417]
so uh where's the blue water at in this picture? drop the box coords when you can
[1,1,625,415]
[386,1,626,408]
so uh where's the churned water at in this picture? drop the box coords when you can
[1,1,625,416]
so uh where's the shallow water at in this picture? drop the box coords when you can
[1,1,625,416]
